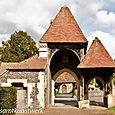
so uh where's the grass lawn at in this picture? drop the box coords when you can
[108,106,115,113]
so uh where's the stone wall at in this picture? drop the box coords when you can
[59,83,73,93]
[0,70,45,109]
[0,71,39,83]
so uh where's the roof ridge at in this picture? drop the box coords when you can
[20,54,38,64]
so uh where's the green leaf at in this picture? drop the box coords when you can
[1,31,38,62]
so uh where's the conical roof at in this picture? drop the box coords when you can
[78,37,115,68]
[40,6,87,43]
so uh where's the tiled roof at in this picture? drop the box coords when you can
[0,55,47,75]
[55,72,76,83]
[78,37,115,68]
[0,62,18,75]
[40,6,87,43]
[8,55,47,70]
[0,66,6,75]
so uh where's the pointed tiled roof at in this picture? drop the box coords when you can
[78,37,115,68]
[40,6,87,43]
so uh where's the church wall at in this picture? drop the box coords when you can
[38,72,45,108]
[39,43,48,58]
[59,83,73,93]
[0,71,46,109]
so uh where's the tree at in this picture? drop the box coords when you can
[1,31,38,62]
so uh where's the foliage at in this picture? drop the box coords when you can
[89,79,99,88]
[55,90,60,97]
[68,92,74,97]
[108,106,115,112]
[95,83,99,87]
[55,83,60,91]
[1,31,38,62]
[0,87,17,115]
[89,79,94,85]
[113,73,115,86]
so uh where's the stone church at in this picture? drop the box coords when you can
[0,6,115,110]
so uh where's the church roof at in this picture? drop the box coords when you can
[78,37,115,68]
[12,55,47,70]
[0,63,17,75]
[0,55,47,75]
[40,6,87,43]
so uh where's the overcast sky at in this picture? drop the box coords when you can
[0,0,115,58]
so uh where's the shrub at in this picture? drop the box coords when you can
[0,87,17,115]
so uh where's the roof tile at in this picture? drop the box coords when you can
[9,55,47,70]
[0,55,47,75]
[40,6,87,43]
[55,72,76,83]
[78,37,115,68]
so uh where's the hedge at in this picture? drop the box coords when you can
[0,87,17,115]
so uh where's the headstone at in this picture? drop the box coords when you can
[107,94,114,108]
[78,100,89,109]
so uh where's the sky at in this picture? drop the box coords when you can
[0,0,115,59]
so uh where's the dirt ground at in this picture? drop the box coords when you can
[16,107,115,115]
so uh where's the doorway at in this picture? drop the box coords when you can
[87,78,105,107]
[49,49,80,107]
[62,85,67,94]
[12,83,27,110]
[53,70,79,107]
